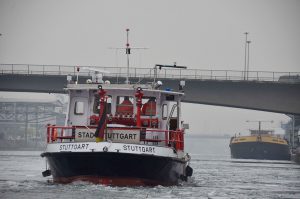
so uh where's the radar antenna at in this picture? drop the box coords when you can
[153,63,187,83]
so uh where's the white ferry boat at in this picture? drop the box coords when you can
[41,68,193,186]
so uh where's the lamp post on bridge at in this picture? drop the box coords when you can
[244,32,249,80]
[246,40,251,80]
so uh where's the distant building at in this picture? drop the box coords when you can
[0,97,66,150]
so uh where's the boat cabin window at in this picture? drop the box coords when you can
[74,101,84,115]
[167,101,178,130]
[166,95,175,101]
[116,96,134,114]
[93,95,112,114]
[142,97,157,116]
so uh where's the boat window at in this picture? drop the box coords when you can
[162,104,167,120]
[116,96,134,114]
[141,97,157,116]
[74,101,84,115]
[93,95,112,114]
[166,95,175,101]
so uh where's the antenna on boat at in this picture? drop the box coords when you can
[82,67,110,84]
[153,63,187,90]
[125,28,130,84]
[75,66,80,84]
[154,63,187,81]
[108,29,148,84]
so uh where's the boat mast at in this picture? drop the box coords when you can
[109,29,147,84]
[246,120,274,134]
[126,28,130,84]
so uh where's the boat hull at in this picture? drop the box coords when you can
[230,141,290,160]
[42,151,188,186]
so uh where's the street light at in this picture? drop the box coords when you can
[244,32,249,80]
[246,40,251,80]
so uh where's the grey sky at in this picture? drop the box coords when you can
[0,0,298,135]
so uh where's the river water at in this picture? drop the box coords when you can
[0,137,299,199]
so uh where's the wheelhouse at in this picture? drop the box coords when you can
[47,83,186,150]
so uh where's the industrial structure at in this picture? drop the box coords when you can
[0,97,66,150]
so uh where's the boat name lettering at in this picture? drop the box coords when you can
[107,132,137,140]
[106,129,140,144]
[78,131,95,138]
[75,128,96,142]
[123,145,155,153]
[59,143,89,151]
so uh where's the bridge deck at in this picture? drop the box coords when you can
[1,64,299,82]
[1,64,300,115]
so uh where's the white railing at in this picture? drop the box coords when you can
[0,64,299,82]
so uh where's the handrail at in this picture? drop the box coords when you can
[166,104,178,130]
[1,64,299,82]
[46,125,184,150]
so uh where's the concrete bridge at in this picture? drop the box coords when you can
[1,64,300,115]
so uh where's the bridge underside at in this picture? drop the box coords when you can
[163,79,300,115]
[1,74,300,115]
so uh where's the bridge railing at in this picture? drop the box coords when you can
[1,64,299,82]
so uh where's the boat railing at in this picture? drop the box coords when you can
[46,125,184,150]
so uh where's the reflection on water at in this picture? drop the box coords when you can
[0,137,299,199]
